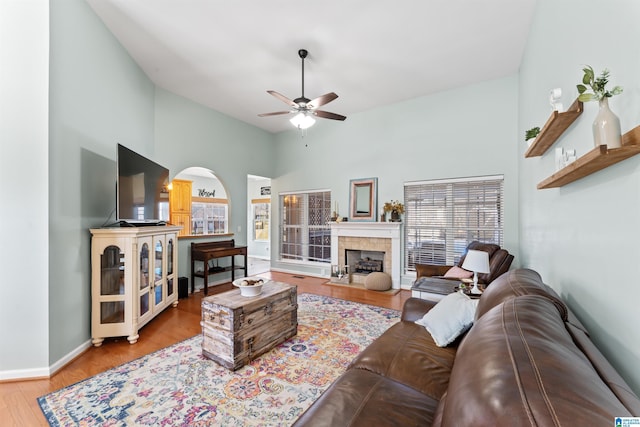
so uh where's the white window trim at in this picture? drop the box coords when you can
[279,189,332,264]
[403,174,504,273]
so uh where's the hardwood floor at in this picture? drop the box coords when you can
[0,271,410,426]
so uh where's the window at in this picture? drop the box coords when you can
[280,190,331,263]
[404,175,504,272]
[252,199,270,241]
[170,169,231,237]
[135,206,145,220]
[191,201,228,235]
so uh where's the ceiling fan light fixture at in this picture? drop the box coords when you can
[259,49,346,130]
[290,112,316,130]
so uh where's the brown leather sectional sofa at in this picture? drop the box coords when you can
[293,269,640,426]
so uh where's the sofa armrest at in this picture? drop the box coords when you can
[415,264,452,278]
[401,297,437,322]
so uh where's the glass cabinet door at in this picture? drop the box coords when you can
[139,242,150,318]
[154,238,164,307]
[100,245,125,324]
[167,237,174,298]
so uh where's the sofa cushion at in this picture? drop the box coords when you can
[401,297,438,322]
[475,268,568,321]
[348,321,456,400]
[443,265,473,279]
[438,295,634,426]
[291,368,439,427]
[415,292,479,347]
[565,322,640,415]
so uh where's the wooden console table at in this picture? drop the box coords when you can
[191,239,248,295]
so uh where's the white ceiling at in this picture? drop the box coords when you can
[87,0,537,134]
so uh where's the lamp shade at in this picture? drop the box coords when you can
[290,112,316,129]
[461,249,490,274]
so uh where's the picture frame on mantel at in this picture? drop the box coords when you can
[349,177,377,222]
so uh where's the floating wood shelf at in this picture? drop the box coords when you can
[537,126,640,189]
[525,98,583,158]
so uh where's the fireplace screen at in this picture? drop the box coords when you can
[345,249,385,274]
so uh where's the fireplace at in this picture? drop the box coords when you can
[330,222,401,289]
[346,249,385,273]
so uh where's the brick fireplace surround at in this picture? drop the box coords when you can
[330,222,402,289]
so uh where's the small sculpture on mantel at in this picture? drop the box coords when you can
[331,201,339,222]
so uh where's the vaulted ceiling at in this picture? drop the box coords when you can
[87,0,537,133]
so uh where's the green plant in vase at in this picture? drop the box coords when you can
[383,201,404,222]
[525,127,540,146]
[576,65,623,148]
[576,66,623,102]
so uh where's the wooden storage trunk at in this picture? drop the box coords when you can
[201,281,297,370]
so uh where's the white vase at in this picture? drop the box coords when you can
[592,97,622,148]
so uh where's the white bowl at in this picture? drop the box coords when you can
[232,277,265,297]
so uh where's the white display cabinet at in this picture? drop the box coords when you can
[90,225,181,346]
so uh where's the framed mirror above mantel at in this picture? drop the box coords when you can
[349,177,378,222]
[169,167,231,238]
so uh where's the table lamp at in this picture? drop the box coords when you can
[461,249,490,294]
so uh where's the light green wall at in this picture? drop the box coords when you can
[48,0,272,372]
[271,76,520,282]
[153,87,275,280]
[519,0,640,394]
[46,0,275,366]
[48,0,276,370]
[48,0,157,364]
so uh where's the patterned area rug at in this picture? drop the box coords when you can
[38,294,400,426]
[323,281,401,295]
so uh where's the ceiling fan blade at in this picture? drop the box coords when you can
[307,92,338,109]
[258,111,292,117]
[267,90,298,108]
[314,110,347,121]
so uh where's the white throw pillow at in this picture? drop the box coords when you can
[415,291,479,347]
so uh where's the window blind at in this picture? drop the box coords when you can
[404,175,504,272]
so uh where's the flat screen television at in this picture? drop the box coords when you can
[116,143,169,224]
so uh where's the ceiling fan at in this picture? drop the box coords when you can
[258,49,346,129]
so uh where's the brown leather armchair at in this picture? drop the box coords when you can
[415,241,513,285]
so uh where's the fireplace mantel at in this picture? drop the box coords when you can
[330,222,402,289]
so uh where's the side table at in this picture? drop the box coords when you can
[412,276,484,302]
[411,276,463,302]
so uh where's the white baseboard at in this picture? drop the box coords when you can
[0,366,50,381]
[50,339,93,376]
[270,266,329,279]
[0,339,93,382]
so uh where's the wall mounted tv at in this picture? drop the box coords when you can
[116,143,169,225]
